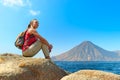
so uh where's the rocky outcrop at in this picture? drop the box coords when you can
[61,70,120,80]
[1,53,120,80]
[0,53,67,80]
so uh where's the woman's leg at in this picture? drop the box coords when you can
[23,40,50,59]
[22,40,42,57]
[41,44,50,59]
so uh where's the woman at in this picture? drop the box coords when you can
[22,19,53,59]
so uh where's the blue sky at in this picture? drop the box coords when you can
[0,0,120,57]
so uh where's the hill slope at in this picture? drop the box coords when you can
[52,41,120,61]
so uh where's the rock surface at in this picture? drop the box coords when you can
[1,53,120,80]
[61,70,120,80]
[0,53,67,80]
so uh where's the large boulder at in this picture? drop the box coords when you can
[0,53,67,80]
[61,70,120,80]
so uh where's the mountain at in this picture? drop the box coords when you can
[52,41,120,61]
[114,50,120,54]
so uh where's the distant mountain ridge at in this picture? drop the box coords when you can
[114,50,120,54]
[52,41,120,61]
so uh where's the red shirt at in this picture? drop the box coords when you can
[22,31,37,51]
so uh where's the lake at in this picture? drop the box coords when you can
[55,61,120,74]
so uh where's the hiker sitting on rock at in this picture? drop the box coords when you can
[22,19,53,59]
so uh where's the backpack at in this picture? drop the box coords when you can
[15,31,27,49]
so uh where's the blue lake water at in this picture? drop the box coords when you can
[54,61,120,74]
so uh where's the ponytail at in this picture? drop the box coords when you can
[28,24,31,28]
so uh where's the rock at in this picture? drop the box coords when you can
[0,53,68,80]
[61,70,120,80]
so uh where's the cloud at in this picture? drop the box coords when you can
[26,0,31,7]
[29,10,40,16]
[0,0,31,7]
[0,0,40,16]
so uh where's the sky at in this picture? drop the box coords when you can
[0,0,120,58]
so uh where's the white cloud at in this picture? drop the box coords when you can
[29,10,40,16]
[0,0,40,16]
[26,0,31,7]
[0,0,31,7]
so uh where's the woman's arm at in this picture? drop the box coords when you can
[31,29,49,46]
[29,29,53,52]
